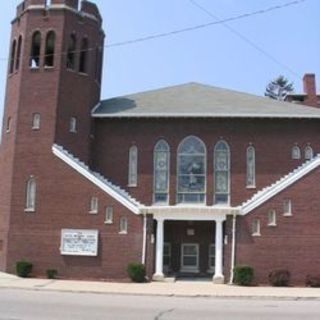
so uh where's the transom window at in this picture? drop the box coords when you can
[153,140,170,204]
[214,140,230,204]
[177,136,206,204]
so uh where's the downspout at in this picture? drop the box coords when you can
[141,213,147,265]
[229,212,237,284]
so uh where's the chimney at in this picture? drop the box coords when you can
[303,73,316,98]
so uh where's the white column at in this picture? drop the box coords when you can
[152,218,165,281]
[213,218,225,284]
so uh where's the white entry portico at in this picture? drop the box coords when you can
[141,206,239,284]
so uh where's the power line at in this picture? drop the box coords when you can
[0,0,307,62]
[106,0,307,49]
[188,0,302,79]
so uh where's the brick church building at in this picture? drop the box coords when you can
[0,0,319,285]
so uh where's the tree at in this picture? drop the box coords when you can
[265,75,294,101]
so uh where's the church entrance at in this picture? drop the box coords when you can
[163,221,216,277]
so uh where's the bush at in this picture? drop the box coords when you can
[127,262,146,283]
[46,269,58,279]
[233,265,254,286]
[269,269,291,287]
[16,260,33,278]
[306,275,320,288]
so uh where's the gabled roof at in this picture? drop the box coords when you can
[93,83,320,119]
[52,144,141,214]
[240,154,320,215]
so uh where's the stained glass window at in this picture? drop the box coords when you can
[177,136,206,203]
[214,140,230,204]
[128,146,138,187]
[154,140,169,203]
[246,146,256,187]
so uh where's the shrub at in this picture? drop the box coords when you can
[127,262,146,283]
[16,260,33,278]
[46,269,58,279]
[233,265,254,286]
[306,275,320,288]
[269,269,291,287]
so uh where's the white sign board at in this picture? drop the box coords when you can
[60,229,99,256]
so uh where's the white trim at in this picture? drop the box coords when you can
[92,112,320,119]
[91,102,102,114]
[141,214,147,264]
[52,144,141,214]
[240,154,320,215]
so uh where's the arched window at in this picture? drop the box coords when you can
[9,40,16,73]
[6,117,12,133]
[32,113,41,130]
[29,31,41,68]
[66,33,77,70]
[177,136,206,204]
[304,146,313,160]
[79,38,88,73]
[291,146,301,159]
[128,146,138,187]
[25,177,36,211]
[16,36,22,71]
[246,146,255,188]
[95,46,103,82]
[214,140,230,204]
[44,31,55,67]
[153,140,170,204]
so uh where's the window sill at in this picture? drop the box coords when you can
[118,231,128,235]
[89,210,98,215]
[24,208,35,213]
[104,220,113,224]
[128,184,137,188]
[283,213,292,217]
[79,72,88,77]
[44,66,55,71]
[267,223,277,227]
[32,127,40,131]
[246,185,256,189]
[252,233,261,237]
[29,66,40,71]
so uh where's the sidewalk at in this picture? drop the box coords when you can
[0,272,320,300]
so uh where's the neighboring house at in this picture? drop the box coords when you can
[0,0,319,285]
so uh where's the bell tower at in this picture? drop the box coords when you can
[0,0,104,271]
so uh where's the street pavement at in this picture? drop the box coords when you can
[0,272,320,300]
[1,288,320,320]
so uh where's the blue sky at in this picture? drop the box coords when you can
[0,0,319,124]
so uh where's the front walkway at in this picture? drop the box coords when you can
[0,273,319,299]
